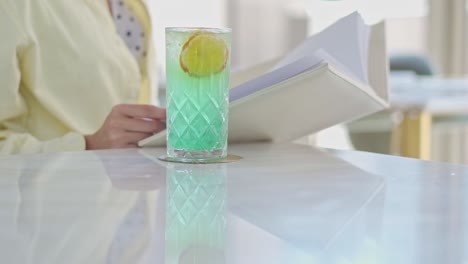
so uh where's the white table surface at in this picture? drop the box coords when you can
[390,76,468,115]
[0,143,467,264]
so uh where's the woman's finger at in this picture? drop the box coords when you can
[123,131,153,144]
[114,104,166,120]
[118,118,165,133]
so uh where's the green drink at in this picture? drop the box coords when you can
[166,28,231,162]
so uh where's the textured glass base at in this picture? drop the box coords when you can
[167,148,227,163]
[159,154,242,164]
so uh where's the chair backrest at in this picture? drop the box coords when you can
[389,54,436,76]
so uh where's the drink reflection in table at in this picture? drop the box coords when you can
[165,163,227,264]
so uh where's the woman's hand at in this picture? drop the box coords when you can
[85,104,166,150]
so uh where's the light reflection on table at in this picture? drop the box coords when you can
[0,143,467,263]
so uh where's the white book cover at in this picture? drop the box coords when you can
[139,12,389,147]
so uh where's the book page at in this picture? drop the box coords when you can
[367,21,389,101]
[273,12,369,85]
[359,19,370,78]
[229,54,325,102]
[311,49,366,86]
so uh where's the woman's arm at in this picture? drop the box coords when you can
[0,3,83,154]
[0,104,166,154]
[84,104,166,150]
[0,2,165,154]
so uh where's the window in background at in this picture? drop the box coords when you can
[463,0,468,75]
[428,0,467,75]
[466,0,468,73]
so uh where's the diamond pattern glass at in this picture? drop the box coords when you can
[166,28,231,162]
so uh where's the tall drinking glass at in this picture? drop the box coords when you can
[166,28,231,162]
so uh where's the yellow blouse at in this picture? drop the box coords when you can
[0,0,157,155]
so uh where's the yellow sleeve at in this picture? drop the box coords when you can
[0,3,86,155]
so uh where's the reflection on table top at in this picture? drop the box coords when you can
[0,143,467,264]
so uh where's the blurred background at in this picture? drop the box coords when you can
[148,0,468,164]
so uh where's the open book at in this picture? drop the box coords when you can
[139,12,389,147]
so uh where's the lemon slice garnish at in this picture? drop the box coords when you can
[180,32,229,77]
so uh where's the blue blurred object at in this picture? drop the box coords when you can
[347,53,436,154]
[389,53,436,76]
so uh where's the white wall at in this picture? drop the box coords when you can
[386,17,427,55]
[227,0,429,70]
[227,0,309,69]
[307,0,427,30]
[306,0,428,55]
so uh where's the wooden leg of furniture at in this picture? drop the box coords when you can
[397,111,432,160]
